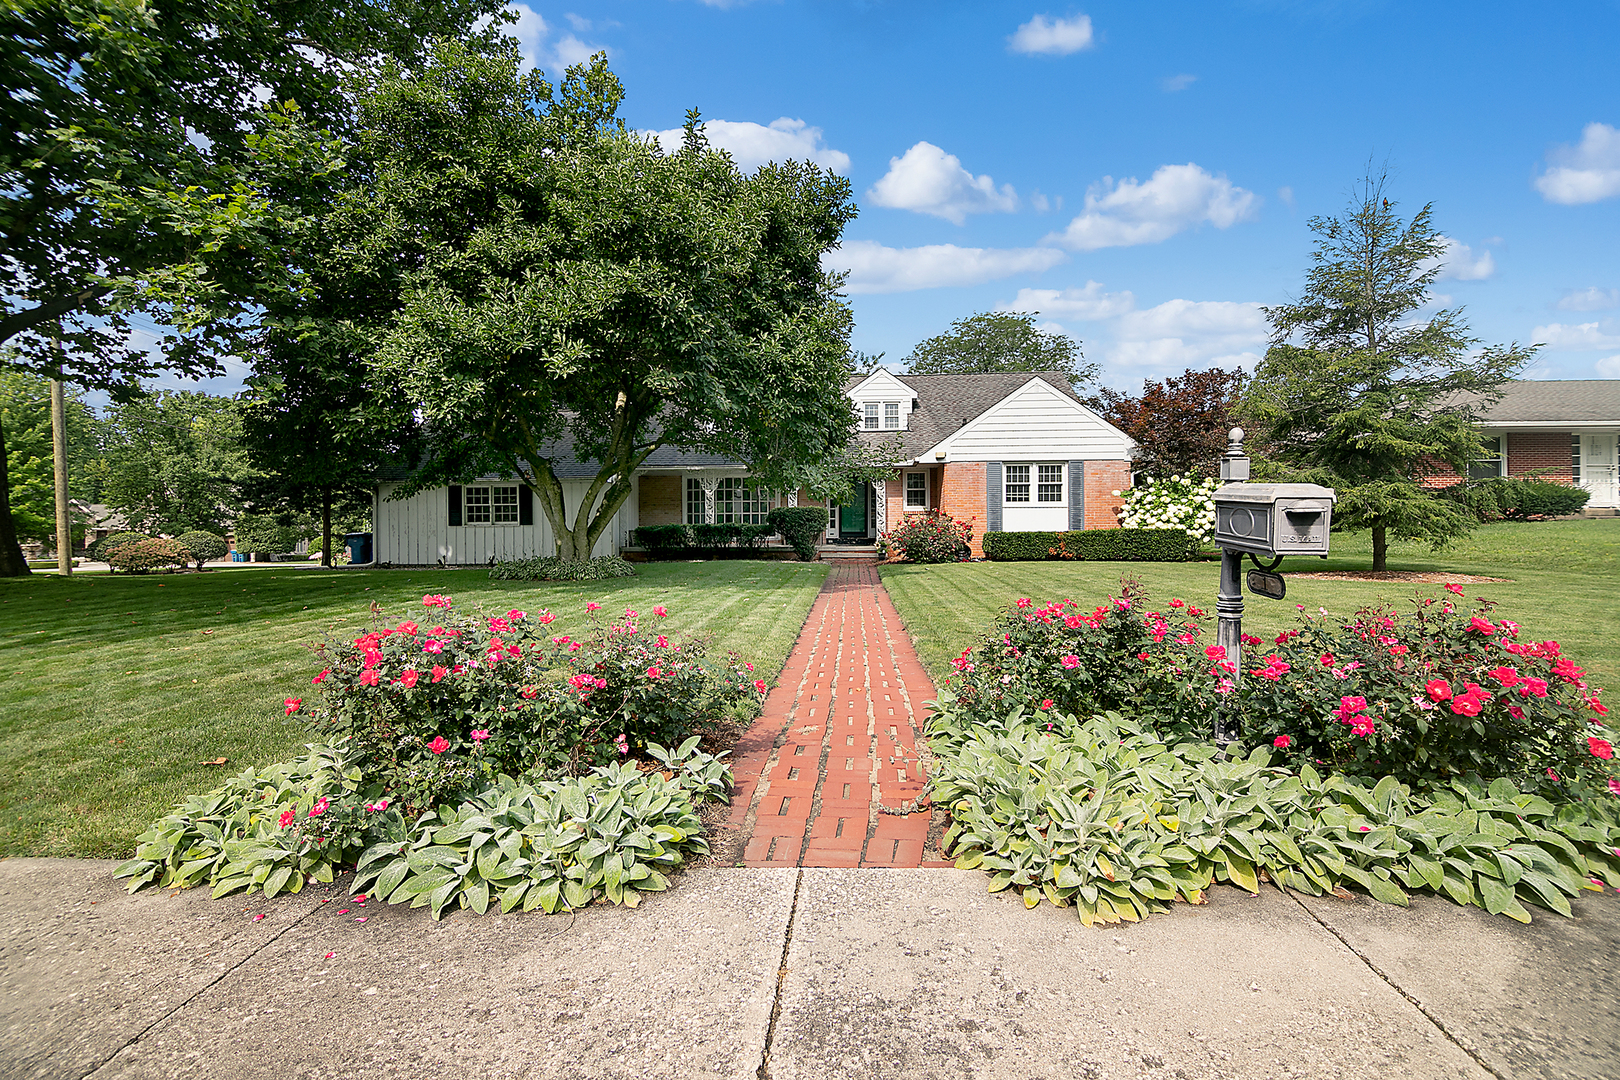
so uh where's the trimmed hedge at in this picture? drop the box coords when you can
[175,530,227,569]
[767,507,826,561]
[629,521,781,558]
[982,528,1190,562]
[488,555,637,581]
[1456,478,1592,521]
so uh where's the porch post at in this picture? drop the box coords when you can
[874,479,887,535]
[701,477,718,524]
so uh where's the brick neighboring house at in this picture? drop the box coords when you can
[371,369,1136,564]
[1426,380,1620,512]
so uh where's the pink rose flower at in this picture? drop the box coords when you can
[1273,735,1292,749]
[431,664,448,683]
[278,809,296,828]
[312,669,329,685]
[470,729,491,743]
[654,605,668,617]
[754,679,768,693]
[284,697,302,715]
[1426,679,1452,702]
[397,669,419,689]
[359,669,380,687]
[428,736,450,755]
[1060,655,1081,670]
[1589,737,1614,761]
[308,797,329,817]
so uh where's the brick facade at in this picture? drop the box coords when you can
[637,475,683,525]
[1083,460,1131,529]
[1507,433,1576,482]
[938,462,987,557]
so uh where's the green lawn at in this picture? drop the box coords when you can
[882,519,1620,689]
[0,560,827,858]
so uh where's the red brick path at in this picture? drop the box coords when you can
[727,563,944,868]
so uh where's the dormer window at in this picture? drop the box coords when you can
[861,401,903,431]
[863,402,879,430]
[884,402,900,429]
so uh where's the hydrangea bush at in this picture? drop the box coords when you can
[946,584,1615,797]
[1114,475,1220,543]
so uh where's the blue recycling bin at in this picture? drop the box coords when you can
[344,532,373,564]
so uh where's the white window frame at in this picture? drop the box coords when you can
[883,401,901,430]
[1036,463,1065,503]
[1470,434,1506,480]
[904,471,927,509]
[715,478,770,524]
[863,402,880,430]
[1004,464,1031,504]
[685,478,706,525]
[465,484,520,526]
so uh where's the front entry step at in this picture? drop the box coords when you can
[818,545,879,564]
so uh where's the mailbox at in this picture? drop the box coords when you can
[1213,483,1336,558]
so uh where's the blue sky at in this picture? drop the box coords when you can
[157,0,1620,400]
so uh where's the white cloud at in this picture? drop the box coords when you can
[645,117,850,175]
[564,12,591,30]
[1424,237,1495,281]
[1110,299,1269,370]
[1534,122,1620,205]
[1005,281,1136,320]
[1161,74,1197,92]
[1597,354,1620,378]
[825,241,1067,295]
[1530,321,1620,350]
[495,4,608,72]
[1045,163,1258,250]
[1557,286,1620,312]
[1008,14,1095,55]
[866,142,1018,224]
[1277,185,1295,209]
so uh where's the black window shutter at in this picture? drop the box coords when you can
[518,484,533,526]
[1068,461,1086,530]
[986,462,1003,533]
[448,485,462,527]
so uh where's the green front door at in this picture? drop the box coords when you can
[839,483,867,537]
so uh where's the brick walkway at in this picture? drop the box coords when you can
[726,563,945,868]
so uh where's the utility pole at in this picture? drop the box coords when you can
[51,366,72,576]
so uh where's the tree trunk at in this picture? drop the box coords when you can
[0,416,32,577]
[1372,525,1388,573]
[52,377,72,575]
[321,489,332,568]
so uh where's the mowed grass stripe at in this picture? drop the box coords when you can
[0,561,827,858]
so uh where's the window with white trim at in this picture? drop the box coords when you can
[884,402,900,429]
[1037,463,1064,503]
[1004,464,1030,503]
[685,478,706,525]
[1470,436,1505,480]
[905,471,927,509]
[464,485,520,525]
[863,402,879,430]
[715,478,770,524]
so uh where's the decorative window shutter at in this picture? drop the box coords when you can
[518,484,534,526]
[448,485,462,527]
[986,462,1003,532]
[1068,461,1086,530]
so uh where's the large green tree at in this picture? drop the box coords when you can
[345,45,862,560]
[94,390,256,536]
[1245,175,1533,571]
[0,370,101,546]
[904,311,1097,389]
[0,0,504,574]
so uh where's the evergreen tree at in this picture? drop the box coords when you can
[1246,174,1533,571]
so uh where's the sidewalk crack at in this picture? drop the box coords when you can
[1285,890,1510,1080]
[81,896,323,1079]
[757,868,804,1080]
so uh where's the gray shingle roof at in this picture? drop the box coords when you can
[1454,380,1620,424]
[853,370,1083,460]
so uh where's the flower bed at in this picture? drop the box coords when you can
[116,595,756,916]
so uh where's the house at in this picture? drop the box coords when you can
[371,370,1136,564]
[1431,380,1620,511]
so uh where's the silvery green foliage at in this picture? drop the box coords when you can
[928,703,1620,926]
[1115,475,1220,541]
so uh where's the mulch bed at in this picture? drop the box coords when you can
[1288,571,1511,584]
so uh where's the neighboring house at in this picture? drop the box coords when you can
[371,370,1136,564]
[1428,380,1620,510]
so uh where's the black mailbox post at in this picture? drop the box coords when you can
[1209,429,1336,741]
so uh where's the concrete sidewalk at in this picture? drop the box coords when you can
[2,860,1615,1079]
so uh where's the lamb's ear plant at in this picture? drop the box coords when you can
[930,707,1620,927]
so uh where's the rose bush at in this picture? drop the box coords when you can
[305,596,761,813]
[880,509,974,563]
[945,583,1615,797]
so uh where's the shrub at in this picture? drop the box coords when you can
[90,530,148,563]
[881,509,973,563]
[944,584,1616,796]
[1449,478,1591,521]
[982,528,1189,562]
[306,595,761,813]
[1115,475,1220,542]
[108,537,192,573]
[632,524,692,552]
[768,507,828,561]
[488,556,637,581]
[928,707,1620,925]
[234,514,300,554]
[175,530,227,569]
